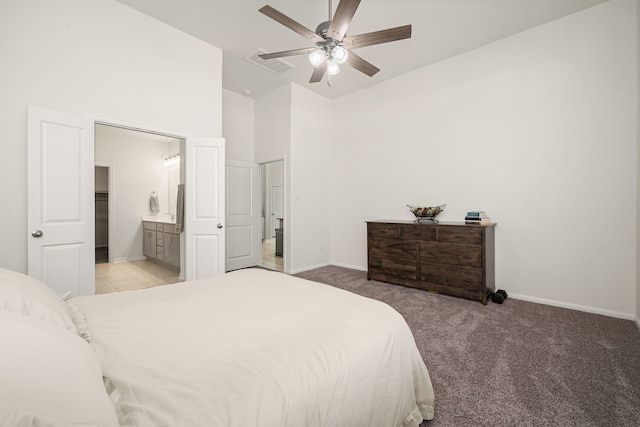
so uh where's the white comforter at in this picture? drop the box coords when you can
[72,269,435,427]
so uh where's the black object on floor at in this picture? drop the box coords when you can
[491,292,504,304]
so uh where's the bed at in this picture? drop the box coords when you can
[0,267,435,426]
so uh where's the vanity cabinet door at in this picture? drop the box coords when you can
[163,232,180,268]
[143,230,156,258]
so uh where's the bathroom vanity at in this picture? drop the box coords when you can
[143,220,180,270]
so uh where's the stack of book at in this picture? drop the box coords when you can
[465,211,491,224]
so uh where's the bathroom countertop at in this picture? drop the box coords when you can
[142,216,176,224]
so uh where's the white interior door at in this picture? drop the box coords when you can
[27,106,95,296]
[184,137,225,280]
[225,160,259,272]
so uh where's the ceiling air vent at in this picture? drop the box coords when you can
[245,48,294,75]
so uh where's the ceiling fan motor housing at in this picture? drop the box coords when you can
[315,21,332,37]
[313,21,345,59]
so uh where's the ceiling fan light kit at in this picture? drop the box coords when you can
[308,48,326,67]
[331,45,349,64]
[326,58,340,75]
[259,0,412,85]
[308,44,348,73]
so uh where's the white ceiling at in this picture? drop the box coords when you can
[114,0,609,100]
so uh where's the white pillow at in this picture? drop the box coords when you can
[0,267,76,333]
[0,310,119,427]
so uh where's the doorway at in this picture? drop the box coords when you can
[28,106,226,297]
[94,124,184,293]
[260,160,284,272]
[94,166,109,264]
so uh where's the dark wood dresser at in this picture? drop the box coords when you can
[367,220,496,304]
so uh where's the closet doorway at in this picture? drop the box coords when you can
[94,166,110,264]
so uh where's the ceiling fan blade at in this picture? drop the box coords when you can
[259,47,316,60]
[259,5,324,43]
[309,62,327,83]
[346,51,380,77]
[327,0,361,41]
[343,25,412,49]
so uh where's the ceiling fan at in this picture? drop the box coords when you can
[258,0,412,84]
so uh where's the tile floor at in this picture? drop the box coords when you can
[95,238,283,295]
[261,238,283,272]
[95,259,180,295]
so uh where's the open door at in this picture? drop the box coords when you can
[184,137,226,280]
[225,160,260,271]
[27,106,95,296]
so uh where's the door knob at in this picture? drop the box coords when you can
[31,230,43,238]
[217,223,223,229]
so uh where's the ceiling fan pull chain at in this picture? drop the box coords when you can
[328,0,332,21]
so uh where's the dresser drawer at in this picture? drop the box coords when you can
[419,263,482,291]
[438,227,482,244]
[368,239,416,260]
[400,225,436,241]
[370,256,417,280]
[419,242,482,268]
[368,223,399,239]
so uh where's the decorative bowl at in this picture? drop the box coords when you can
[407,204,446,222]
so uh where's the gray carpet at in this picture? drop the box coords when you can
[294,265,640,427]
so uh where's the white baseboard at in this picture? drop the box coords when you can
[328,262,367,272]
[289,262,331,275]
[508,293,636,321]
[292,264,639,323]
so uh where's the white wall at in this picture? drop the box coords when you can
[254,85,292,270]
[289,84,332,273]
[95,126,175,262]
[223,89,255,162]
[252,83,332,273]
[254,85,292,163]
[0,0,222,273]
[329,0,637,318]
